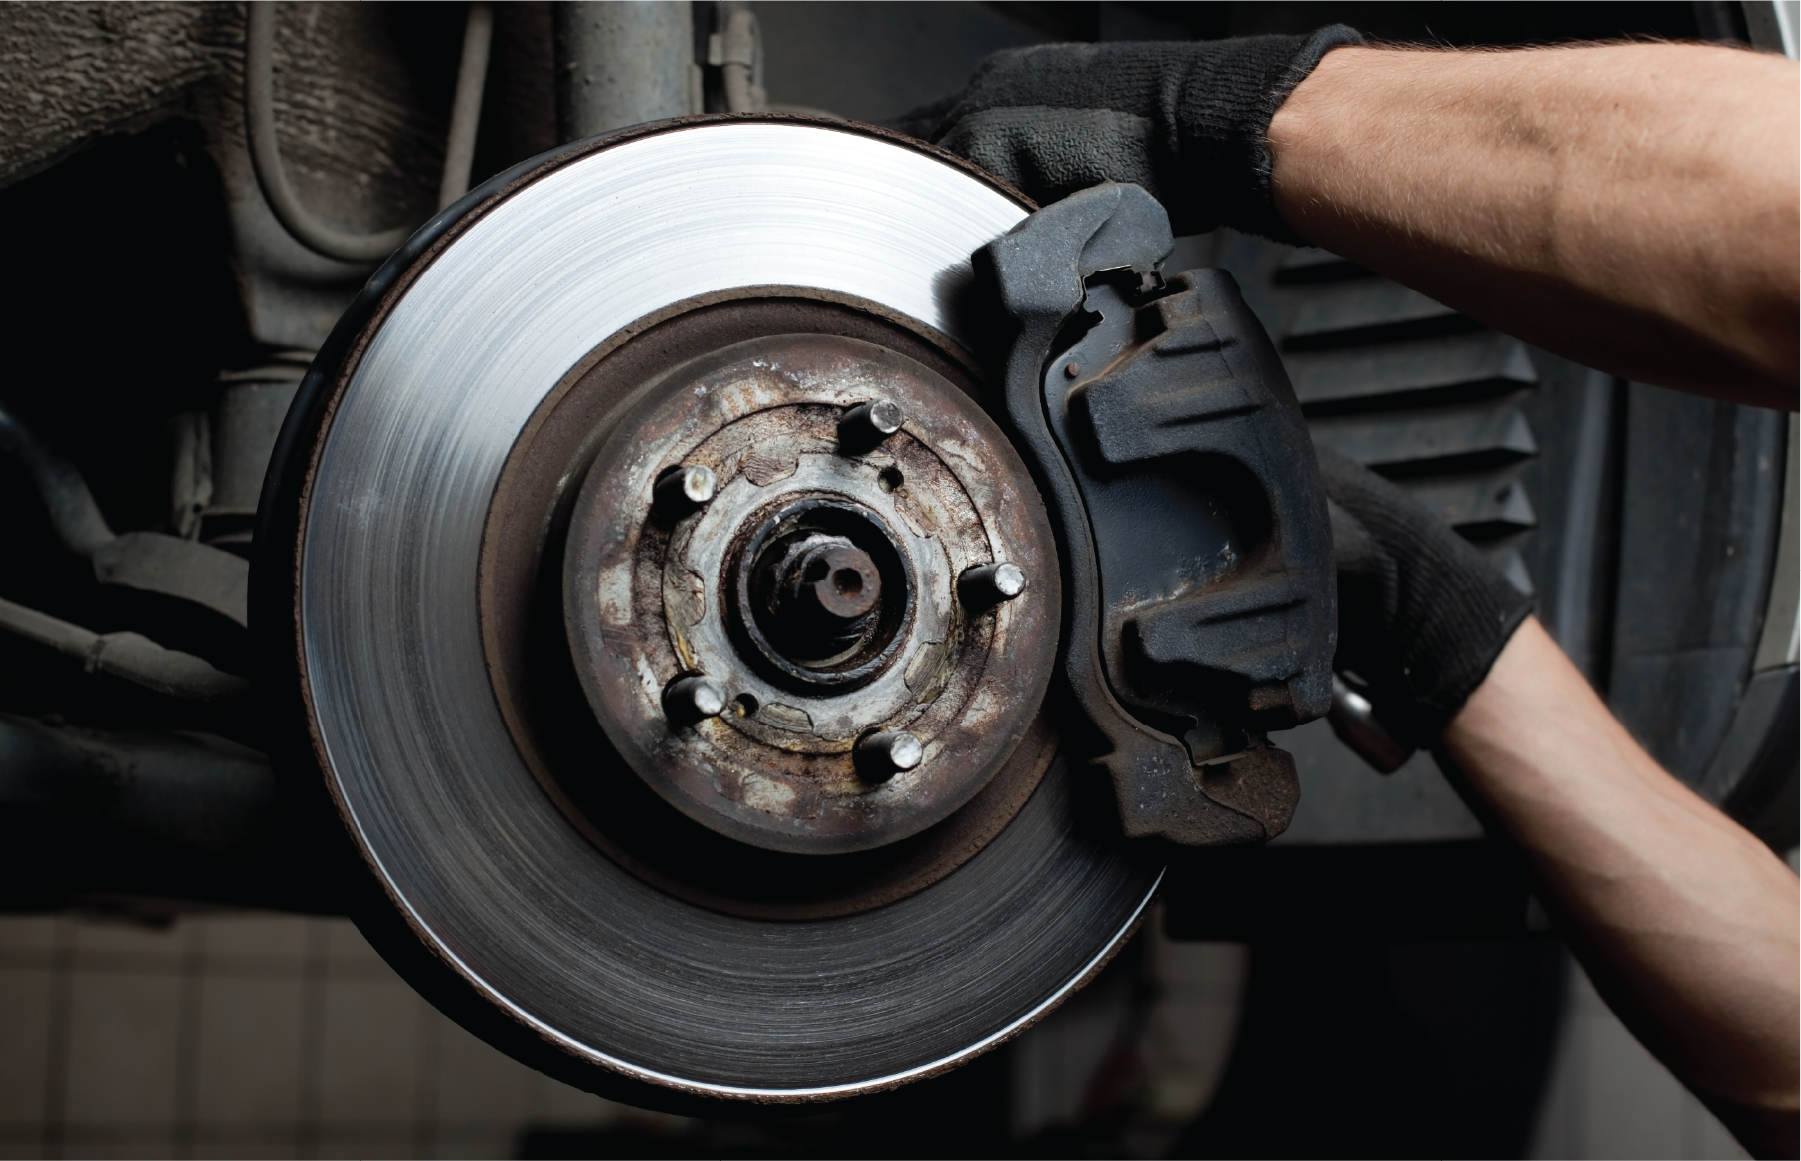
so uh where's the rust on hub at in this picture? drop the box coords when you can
[480,295,1061,898]
[560,329,1060,855]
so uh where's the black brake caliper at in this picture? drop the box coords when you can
[980,183,1336,845]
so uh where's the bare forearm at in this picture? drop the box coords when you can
[1269,44,1799,409]
[1442,618,1799,1150]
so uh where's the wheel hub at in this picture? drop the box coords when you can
[743,507,891,677]
[561,331,1056,854]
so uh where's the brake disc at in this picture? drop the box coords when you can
[259,118,1162,1104]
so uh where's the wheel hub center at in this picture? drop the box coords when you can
[558,330,1057,855]
[736,499,910,687]
[763,535,880,653]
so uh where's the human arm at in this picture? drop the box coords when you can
[922,34,1799,411]
[1321,447,1799,1157]
[1268,43,1799,410]
[1444,616,1799,1156]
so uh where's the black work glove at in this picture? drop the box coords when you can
[1320,448,1534,748]
[893,27,1362,244]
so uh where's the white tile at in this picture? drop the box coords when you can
[1582,1003,1687,1159]
[321,918,389,971]
[432,1015,538,1124]
[190,1137,295,1159]
[63,971,182,1124]
[1529,959,1743,1160]
[429,1124,521,1159]
[316,979,420,1125]
[194,976,306,1124]
[313,1125,415,1159]
[59,1137,171,1159]
[0,917,60,953]
[1143,1000,1240,1074]
[1529,1029,1580,1160]
[1149,938,1248,1001]
[198,914,311,962]
[0,967,53,1124]
[528,1070,627,1125]
[1010,996,1125,1136]
[71,918,185,970]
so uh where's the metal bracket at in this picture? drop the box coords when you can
[980,183,1336,844]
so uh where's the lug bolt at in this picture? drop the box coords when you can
[838,399,905,452]
[958,562,1026,609]
[654,464,717,516]
[856,729,923,779]
[664,674,726,725]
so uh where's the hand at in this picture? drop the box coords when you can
[897,28,1361,242]
[1319,448,1532,748]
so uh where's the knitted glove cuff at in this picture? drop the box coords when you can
[1187,23,1364,244]
[922,25,1362,242]
[1320,449,1534,745]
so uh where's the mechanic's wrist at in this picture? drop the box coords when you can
[1266,43,1374,243]
[1438,614,1582,798]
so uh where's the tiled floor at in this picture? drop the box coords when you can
[1009,917,1247,1141]
[0,912,647,1160]
[0,903,1768,1160]
[1525,848,1799,1160]
[1530,961,1750,1161]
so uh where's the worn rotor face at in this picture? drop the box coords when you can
[287,119,1160,1102]
[562,333,1056,853]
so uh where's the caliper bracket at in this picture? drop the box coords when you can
[979,183,1336,845]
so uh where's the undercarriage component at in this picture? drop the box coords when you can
[0,596,248,705]
[245,1,494,261]
[0,400,249,638]
[259,118,1161,1104]
[982,183,1337,846]
[0,714,274,853]
[554,1,700,138]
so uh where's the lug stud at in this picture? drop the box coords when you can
[654,464,717,516]
[856,729,923,779]
[837,399,904,452]
[664,674,726,725]
[958,561,1026,609]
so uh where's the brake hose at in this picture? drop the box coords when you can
[245,2,493,263]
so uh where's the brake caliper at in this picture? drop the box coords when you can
[980,183,1337,845]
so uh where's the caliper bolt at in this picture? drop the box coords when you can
[856,729,923,779]
[958,561,1027,609]
[664,674,726,725]
[654,464,717,516]
[837,399,905,453]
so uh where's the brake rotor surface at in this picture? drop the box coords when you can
[288,118,1161,1101]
